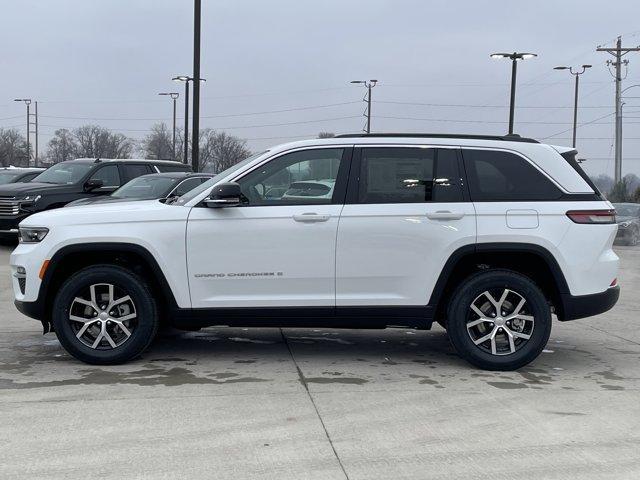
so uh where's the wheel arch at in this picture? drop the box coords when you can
[40,242,178,323]
[429,243,570,322]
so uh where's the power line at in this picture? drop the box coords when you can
[376,100,627,109]
[36,101,360,122]
[34,115,360,133]
[541,111,617,139]
[373,114,636,125]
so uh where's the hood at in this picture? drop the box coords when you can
[0,181,74,197]
[66,196,146,208]
[21,198,189,229]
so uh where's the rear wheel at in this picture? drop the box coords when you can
[446,270,551,371]
[52,265,158,364]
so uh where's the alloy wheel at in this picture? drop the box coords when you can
[466,288,535,356]
[68,283,137,349]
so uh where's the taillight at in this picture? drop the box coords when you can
[566,209,616,224]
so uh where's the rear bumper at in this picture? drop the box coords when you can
[559,286,620,321]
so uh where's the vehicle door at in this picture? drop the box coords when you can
[186,147,352,308]
[336,146,476,306]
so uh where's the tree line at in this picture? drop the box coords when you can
[0,123,252,173]
[592,174,640,203]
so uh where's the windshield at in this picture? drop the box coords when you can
[113,176,179,199]
[614,204,640,217]
[33,162,94,185]
[0,172,21,185]
[174,151,267,205]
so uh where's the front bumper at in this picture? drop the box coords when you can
[559,285,620,321]
[0,214,28,236]
[15,299,46,322]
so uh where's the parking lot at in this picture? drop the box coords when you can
[1,244,639,480]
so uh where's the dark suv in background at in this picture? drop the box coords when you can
[0,158,190,240]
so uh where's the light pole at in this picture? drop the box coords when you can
[351,80,378,134]
[172,76,192,165]
[172,75,206,169]
[192,0,202,173]
[14,98,33,166]
[490,52,537,134]
[158,92,180,160]
[553,65,592,148]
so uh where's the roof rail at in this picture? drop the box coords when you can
[334,133,539,143]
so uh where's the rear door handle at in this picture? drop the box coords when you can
[426,210,465,220]
[293,213,331,223]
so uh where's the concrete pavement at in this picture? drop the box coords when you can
[1,244,639,479]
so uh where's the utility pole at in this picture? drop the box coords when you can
[158,92,180,160]
[597,36,640,183]
[351,80,378,133]
[554,65,592,148]
[192,0,202,172]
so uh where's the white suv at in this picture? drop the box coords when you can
[10,134,620,370]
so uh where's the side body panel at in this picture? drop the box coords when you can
[336,202,476,305]
[185,204,343,308]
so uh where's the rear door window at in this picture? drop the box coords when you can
[356,147,463,203]
[156,163,191,173]
[122,164,153,182]
[462,149,562,201]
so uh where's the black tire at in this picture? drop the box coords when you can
[52,265,158,365]
[446,269,552,371]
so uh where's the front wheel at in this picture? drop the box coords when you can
[446,270,551,371]
[52,265,159,364]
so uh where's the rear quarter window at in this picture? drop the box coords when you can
[462,149,562,201]
[156,163,192,173]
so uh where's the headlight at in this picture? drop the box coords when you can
[19,195,42,209]
[19,227,49,243]
[620,221,631,228]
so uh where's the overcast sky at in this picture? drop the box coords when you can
[1,0,640,176]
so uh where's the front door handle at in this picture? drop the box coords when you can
[293,213,331,223]
[426,210,465,220]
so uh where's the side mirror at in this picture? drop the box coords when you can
[204,182,243,208]
[84,179,104,192]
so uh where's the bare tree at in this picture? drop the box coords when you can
[0,129,29,167]
[199,129,251,173]
[141,123,173,160]
[46,128,77,164]
[72,125,134,159]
